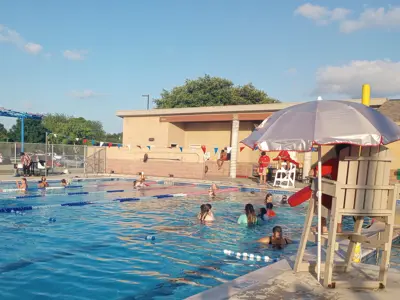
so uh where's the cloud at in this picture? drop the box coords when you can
[24,42,43,54]
[294,3,350,25]
[63,49,88,61]
[0,24,43,54]
[285,68,297,75]
[313,59,400,97]
[340,6,400,33]
[68,90,106,99]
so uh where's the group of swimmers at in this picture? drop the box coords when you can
[15,176,71,191]
[198,188,292,246]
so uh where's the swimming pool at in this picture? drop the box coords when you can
[0,178,305,300]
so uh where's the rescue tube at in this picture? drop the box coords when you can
[288,186,312,207]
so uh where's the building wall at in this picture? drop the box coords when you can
[184,122,231,149]
[122,116,169,148]
[167,122,185,146]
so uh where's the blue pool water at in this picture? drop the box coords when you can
[0,179,306,300]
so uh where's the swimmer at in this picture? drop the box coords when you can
[237,204,258,225]
[264,193,273,209]
[205,203,215,219]
[133,179,144,189]
[258,225,292,245]
[208,183,218,197]
[280,195,288,205]
[258,207,267,221]
[16,178,28,191]
[61,179,68,187]
[38,176,49,188]
[198,204,215,222]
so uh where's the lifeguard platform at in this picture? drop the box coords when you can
[294,145,399,289]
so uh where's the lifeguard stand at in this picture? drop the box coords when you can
[294,145,399,289]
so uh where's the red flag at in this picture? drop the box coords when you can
[201,145,206,153]
[240,146,245,152]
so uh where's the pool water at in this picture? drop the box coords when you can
[364,238,400,270]
[0,179,306,300]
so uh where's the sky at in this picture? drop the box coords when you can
[1,1,400,133]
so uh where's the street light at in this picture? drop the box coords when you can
[142,94,150,110]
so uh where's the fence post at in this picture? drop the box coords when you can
[14,143,17,164]
[84,145,87,176]
[103,148,106,174]
[51,144,54,170]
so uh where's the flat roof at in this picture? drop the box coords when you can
[116,98,387,118]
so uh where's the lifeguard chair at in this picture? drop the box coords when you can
[294,145,399,289]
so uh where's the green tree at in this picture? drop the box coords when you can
[0,123,8,141]
[154,75,278,108]
[43,114,106,144]
[8,119,47,143]
[104,133,122,143]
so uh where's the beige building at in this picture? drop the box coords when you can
[113,98,400,181]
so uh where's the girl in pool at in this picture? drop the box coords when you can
[265,193,273,209]
[16,178,28,191]
[198,204,215,222]
[237,204,258,225]
[61,179,68,187]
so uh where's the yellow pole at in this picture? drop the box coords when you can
[362,84,370,106]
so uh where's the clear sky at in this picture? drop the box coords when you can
[1,1,400,133]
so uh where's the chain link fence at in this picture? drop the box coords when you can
[0,142,87,174]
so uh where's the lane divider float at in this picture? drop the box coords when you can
[223,249,279,263]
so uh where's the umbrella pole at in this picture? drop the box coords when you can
[317,146,322,282]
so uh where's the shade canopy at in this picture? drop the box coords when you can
[241,100,400,151]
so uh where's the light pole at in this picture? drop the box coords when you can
[142,94,150,110]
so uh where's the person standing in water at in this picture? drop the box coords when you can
[237,204,258,225]
[16,178,28,191]
[208,183,218,197]
[198,204,215,222]
[258,226,292,245]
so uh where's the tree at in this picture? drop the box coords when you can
[104,133,122,143]
[0,123,8,141]
[154,75,278,108]
[8,119,47,143]
[43,114,106,144]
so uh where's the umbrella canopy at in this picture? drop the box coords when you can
[241,100,400,151]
